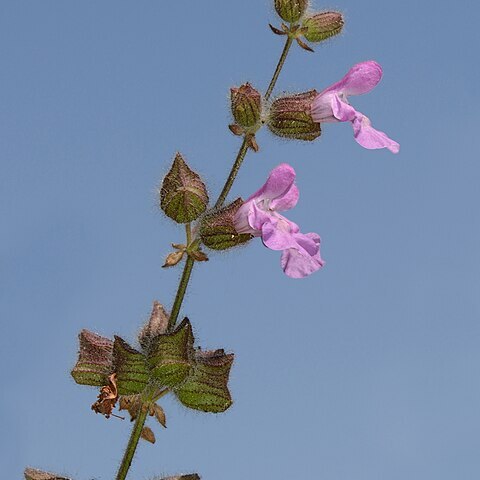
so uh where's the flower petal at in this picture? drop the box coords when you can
[352,114,400,153]
[331,94,357,122]
[280,233,325,279]
[270,183,299,211]
[261,216,299,251]
[311,92,337,123]
[233,200,258,235]
[321,61,383,97]
[247,163,296,203]
[246,201,272,233]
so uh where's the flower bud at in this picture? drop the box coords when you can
[267,90,321,141]
[138,301,169,352]
[200,198,253,250]
[230,83,262,131]
[302,11,344,43]
[274,0,309,23]
[160,153,209,224]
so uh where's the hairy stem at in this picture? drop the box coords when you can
[216,35,294,209]
[115,405,149,480]
[115,33,295,480]
[168,255,195,330]
[265,35,294,101]
[215,137,250,209]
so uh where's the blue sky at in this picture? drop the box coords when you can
[1,1,479,479]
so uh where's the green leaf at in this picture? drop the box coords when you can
[175,349,234,413]
[71,330,113,387]
[160,153,209,223]
[200,198,253,251]
[148,318,194,387]
[113,337,149,395]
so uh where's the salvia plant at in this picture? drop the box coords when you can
[25,1,399,479]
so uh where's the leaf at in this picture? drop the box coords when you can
[175,349,234,413]
[160,153,209,224]
[24,468,71,480]
[113,337,149,395]
[71,330,113,387]
[147,318,194,388]
[141,426,156,444]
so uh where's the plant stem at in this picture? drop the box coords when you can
[215,35,294,209]
[115,405,149,480]
[168,255,195,330]
[115,32,295,480]
[214,137,249,209]
[265,35,294,101]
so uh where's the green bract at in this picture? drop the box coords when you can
[71,310,234,414]
[70,330,113,387]
[160,153,209,224]
[175,349,234,413]
[113,336,149,395]
[147,318,194,387]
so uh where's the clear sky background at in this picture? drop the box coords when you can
[1,1,479,479]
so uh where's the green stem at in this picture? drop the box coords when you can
[168,255,195,330]
[114,32,295,480]
[214,137,249,209]
[265,35,294,101]
[186,223,192,246]
[215,35,294,210]
[115,405,149,480]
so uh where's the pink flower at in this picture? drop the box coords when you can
[234,163,325,279]
[311,61,400,153]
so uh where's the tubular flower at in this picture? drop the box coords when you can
[234,163,325,279]
[311,61,400,153]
